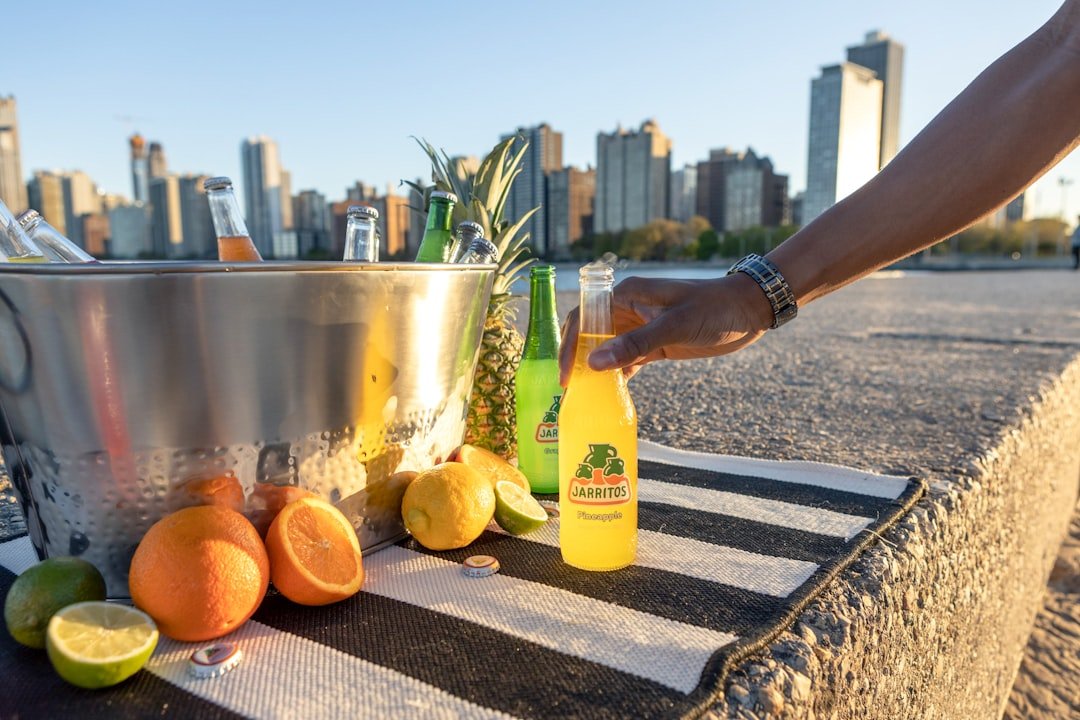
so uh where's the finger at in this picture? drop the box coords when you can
[588,313,683,371]
[559,307,580,387]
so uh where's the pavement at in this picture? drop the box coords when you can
[3,268,1080,718]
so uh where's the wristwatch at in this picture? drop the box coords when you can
[726,254,798,329]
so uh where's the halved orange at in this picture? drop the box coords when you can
[264,497,364,606]
[450,444,530,493]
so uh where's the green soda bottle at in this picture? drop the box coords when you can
[515,265,563,493]
[414,191,457,262]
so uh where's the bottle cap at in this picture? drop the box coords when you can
[203,177,233,191]
[538,500,560,519]
[14,209,40,229]
[188,642,243,679]
[430,190,459,204]
[460,237,499,264]
[462,555,500,578]
[456,220,484,238]
[347,205,380,220]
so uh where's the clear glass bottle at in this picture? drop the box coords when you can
[0,198,47,263]
[457,237,499,264]
[515,266,562,492]
[414,191,457,263]
[558,261,638,571]
[343,205,380,262]
[204,177,263,261]
[16,209,97,263]
[450,220,485,262]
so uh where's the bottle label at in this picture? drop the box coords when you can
[567,444,631,506]
[534,395,561,444]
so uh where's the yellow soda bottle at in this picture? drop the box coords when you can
[558,261,637,571]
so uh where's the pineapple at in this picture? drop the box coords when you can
[406,136,538,459]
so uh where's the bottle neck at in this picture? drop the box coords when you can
[579,281,614,337]
[26,218,96,263]
[0,202,47,261]
[344,216,378,262]
[206,186,250,239]
[524,273,559,359]
[426,199,453,233]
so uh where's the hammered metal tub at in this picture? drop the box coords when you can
[0,262,494,596]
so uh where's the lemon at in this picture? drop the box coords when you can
[401,463,495,550]
[46,601,159,689]
[452,444,531,493]
[493,481,548,536]
[4,556,107,649]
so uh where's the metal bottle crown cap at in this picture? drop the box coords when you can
[203,177,234,191]
[430,190,458,204]
[15,209,40,229]
[347,205,379,220]
[456,220,484,238]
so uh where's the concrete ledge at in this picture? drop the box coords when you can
[713,356,1080,718]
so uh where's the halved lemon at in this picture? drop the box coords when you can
[46,601,159,689]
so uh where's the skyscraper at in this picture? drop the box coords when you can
[27,171,67,235]
[108,202,152,259]
[723,149,789,232]
[695,148,739,231]
[0,96,27,212]
[804,63,883,224]
[129,133,149,203]
[241,136,284,257]
[846,31,904,169]
[595,119,671,234]
[179,174,214,258]
[547,166,595,258]
[670,165,698,223]
[501,124,563,255]
[149,174,183,258]
[148,142,168,179]
[61,171,101,249]
[293,190,332,257]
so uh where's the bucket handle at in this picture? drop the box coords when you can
[0,287,32,394]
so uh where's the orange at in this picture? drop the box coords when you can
[129,505,269,642]
[264,497,364,606]
[182,475,245,513]
[450,444,530,493]
[401,463,495,551]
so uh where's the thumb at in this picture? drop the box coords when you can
[588,315,680,371]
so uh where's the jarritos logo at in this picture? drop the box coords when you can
[568,444,631,505]
[534,395,561,444]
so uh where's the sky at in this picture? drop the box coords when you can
[6,0,1079,221]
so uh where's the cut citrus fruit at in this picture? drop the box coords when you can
[265,497,364,606]
[46,601,158,689]
[401,463,495,550]
[452,444,530,493]
[4,556,107,649]
[493,480,548,536]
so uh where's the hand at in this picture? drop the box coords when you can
[558,272,776,385]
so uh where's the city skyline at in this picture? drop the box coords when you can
[5,1,1078,224]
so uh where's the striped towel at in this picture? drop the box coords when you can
[0,440,923,719]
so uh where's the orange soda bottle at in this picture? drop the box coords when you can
[204,177,263,261]
[558,261,637,571]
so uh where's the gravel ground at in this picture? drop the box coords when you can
[3,269,1079,718]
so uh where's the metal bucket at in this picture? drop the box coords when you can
[0,262,494,597]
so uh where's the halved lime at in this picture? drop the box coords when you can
[46,601,159,689]
[493,480,548,536]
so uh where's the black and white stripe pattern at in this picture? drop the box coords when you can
[1,440,923,719]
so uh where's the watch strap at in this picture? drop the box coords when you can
[726,253,798,329]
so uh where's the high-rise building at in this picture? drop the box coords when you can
[81,214,109,257]
[595,119,672,234]
[107,202,152,258]
[279,170,293,232]
[293,190,332,257]
[0,96,27,212]
[62,171,101,249]
[791,191,805,227]
[804,63,883,224]
[375,192,411,259]
[129,133,149,203]
[670,164,698,223]
[148,142,168,179]
[547,166,595,258]
[695,148,739,231]
[846,31,904,169]
[149,175,183,258]
[27,171,67,235]
[178,174,214,258]
[241,136,284,257]
[501,124,563,255]
[723,149,790,232]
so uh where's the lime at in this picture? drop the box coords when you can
[46,601,159,689]
[493,480,548,536]
[4,556,107,648]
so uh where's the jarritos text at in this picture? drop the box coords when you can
[534,395,560,443]
[568,444,631,505]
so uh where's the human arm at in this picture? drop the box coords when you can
[560,0,1080,384]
